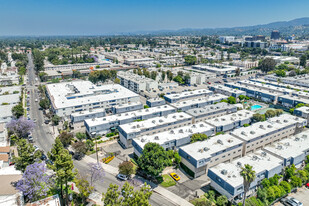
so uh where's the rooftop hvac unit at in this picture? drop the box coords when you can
[221,169,227,175]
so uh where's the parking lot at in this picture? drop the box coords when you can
[274,186,309,206]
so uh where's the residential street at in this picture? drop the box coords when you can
[26,54,178,206]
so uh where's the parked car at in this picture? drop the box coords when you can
[44,119,50,124]
[35,99,38,102]
[28,136,34,143]
[281,198,298,206]
[45,159,54,165]
[41,153,47,160]
[287,197,303,206]
[33,145,39,152]
[207,82,211,84]
[117,174,128,181]
[170,172,180,181]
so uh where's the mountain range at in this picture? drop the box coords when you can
[131,17,309,37]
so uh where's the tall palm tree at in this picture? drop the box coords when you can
[240,164,256,206]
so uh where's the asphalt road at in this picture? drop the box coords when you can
[26,54,176,206]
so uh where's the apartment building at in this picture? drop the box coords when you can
[192,64,241,76]
[209,85,246,98]
[205,110,254,133]
[265,74,309,88]
[146,98,166,107]
[263,130,309,167]
[111,102,144,114]
[118,112,193,148]
[85,105,176,135]
[70,108,106,123]
[170,94,228,112]
[164,89,213,103]
[117,71,158,93]
[278,94,309,108]
[132,122,215,156]
[231,114,307,156]
[208,150,283,200]
[179,134,244,178]
[225,82,282,104]
[186,102,238,123]
[46,81,140,117]
[294,106,309,124]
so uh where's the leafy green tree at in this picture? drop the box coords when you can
[257,188,268,204]
[297,170,308,184]
[191,133,208,143]
[72,141,87,156]
[300,54,307,67]
[261,178,270,188]
[240,164,256,206]
[52,115,61,125]
[12,104,24,119]
[48,137,64,164]
[290,176,302,188]
[76,132,87,141]
[173,75,184,84]
[166,70,173,82]
[284,164,296,181]
[279,181,291,193]
[114,78,120,84]
[253,113,266,122]
[216,195,228,206]
[184,55,197,65]
[14,139,41,172]
[75,172,94,203]
[239,95,246,101]
[102,182,152,206]
[275,70,286,77]
[58,131,73,147]
[39,98,50,109]
[137,143,171,177]
[118,161,136,177]
[54,149,76,205]
[150,71,157,80]
[161,71,166,82]
[227,96,236,104]
[259,58,276,73]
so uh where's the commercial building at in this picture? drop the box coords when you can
[186,102,238,123]
[118,112,193,148]
[205,110,254,133]
[164,89,213,103]
[263,130,309,167]
[209,85,246,98]
[179,134,244,178]
[46,81,140,117]
[111,102,144,114]
[271,30,280,40]
[132,122,215,156]
[117,71,158,93]
[85,105,176,135]
[146,98,166,107]
[208,150,283,200]
[170,94,228,112]
[231,114,307,156]
[192,64,241,76]
[219,36,235,43]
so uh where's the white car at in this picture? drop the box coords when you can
[35,99,38,102]
[287,197,303,206]
[117,174,128,181]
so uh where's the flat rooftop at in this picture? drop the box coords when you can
[119,112,192,134]
[0,105,14,118]
[46,81,139,109]
[164,89,213,100]
[279,94,309,104]
[186,102,236,117]
[209,150,283,187]
[205,110,254,127]
[211,85,246,94]
[112,101,143,109]
[0,94,20,105]
[226,82,283,96]
[70,108,105,118]
[180,134,243,161]
[294,106,309,114]
[85,105,175,127]
[231,114,306,142]
[0,86,21,95]
[134,122,215,148]
[263,130,309,160]
[171,94,228,108]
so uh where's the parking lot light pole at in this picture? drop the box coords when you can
[91,132,98,163]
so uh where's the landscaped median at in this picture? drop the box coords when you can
[102,155,114,164]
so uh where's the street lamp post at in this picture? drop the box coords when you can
[91,132,98,163]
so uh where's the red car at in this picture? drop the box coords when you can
[207,82,211,84]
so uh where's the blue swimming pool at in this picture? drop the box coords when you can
[251,105,262,110]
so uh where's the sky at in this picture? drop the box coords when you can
[1,0,309,36]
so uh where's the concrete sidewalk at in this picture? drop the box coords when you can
[82,155,119,175]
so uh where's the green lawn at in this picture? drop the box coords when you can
[160,174,176,187]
